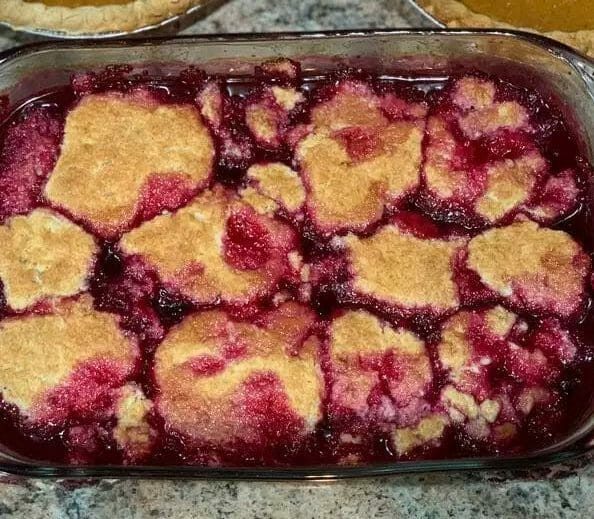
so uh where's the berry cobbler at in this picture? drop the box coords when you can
[0,60,592,467]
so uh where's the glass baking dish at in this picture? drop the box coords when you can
[0,30,592,479]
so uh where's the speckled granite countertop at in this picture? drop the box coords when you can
[0,1,592,517]
[0,461,592,518]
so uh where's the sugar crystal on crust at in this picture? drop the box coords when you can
[271,86,304,111]
[197,82,223,130]
[475,153,546,221]
[245,86,303,148]
[454,78,529,136]
[452,77,496,110]
[392,414,449,455]
[239,186,279,216]
[259,59,299,79]
[113,383,153,460]
[310,82,385,130]
[246,102,279,146]
[247,162,305,213]
[458,101,529,139]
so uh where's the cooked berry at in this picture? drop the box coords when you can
[0,106,63,222]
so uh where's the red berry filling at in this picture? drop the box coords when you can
[223,208,272,270]
[0,107,63,222]
[137,174,198,222]
[35,359,131,423]
[333,126,381,162]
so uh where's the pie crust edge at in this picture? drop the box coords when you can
[418,0,594,58]
[0,0,203,34]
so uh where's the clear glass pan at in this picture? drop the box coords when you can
[0,30,592,479]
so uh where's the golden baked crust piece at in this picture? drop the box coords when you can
[466,220,590,317]
[113,383,154,460]
[154,302,323,443]
[44,93,213,237]
[0,296,138,419]
[0,208,97,311]
[345,225,463,312]
[246,162,306,214]
[119,187,297,305]
[328,310,446,452]
[296,82,425,232]
[329,310,433,418]
[423,77,547,224]
[392,414,449,455]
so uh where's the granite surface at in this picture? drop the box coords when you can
[0,460,592,518]
[0,1,592,517]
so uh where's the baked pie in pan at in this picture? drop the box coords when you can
[417,0,594,57]
[0,0,203,35]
